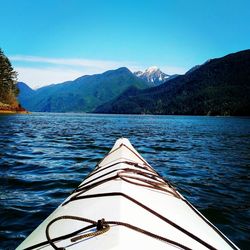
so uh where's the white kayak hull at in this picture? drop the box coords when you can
[17,138,238,250]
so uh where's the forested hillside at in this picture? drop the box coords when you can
[18,67,152,112]
[0,49,25,113]
[95,50,250,116]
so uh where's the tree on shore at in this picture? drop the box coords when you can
[0,48,19,106]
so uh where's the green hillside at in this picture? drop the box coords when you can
[19,67,152,112]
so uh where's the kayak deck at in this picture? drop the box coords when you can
[17,138,238,250]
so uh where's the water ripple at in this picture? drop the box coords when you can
[0,113,249,249]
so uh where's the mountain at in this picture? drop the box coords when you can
[95,50,250,116]
[18,67,153,112]
[134,66,170,86]
[17,82,35,100]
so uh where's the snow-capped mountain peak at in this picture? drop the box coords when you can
[134,66,170,86]
[145,66,159,73]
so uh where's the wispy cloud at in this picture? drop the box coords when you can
[11,55,140,88]
[10,55,187,88]
[15,66,87,89]
[10,55,136,71]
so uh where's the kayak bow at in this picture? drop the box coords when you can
[17,138,238,250]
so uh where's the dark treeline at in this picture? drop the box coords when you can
[0,48,19,107]
[95,50,250,116]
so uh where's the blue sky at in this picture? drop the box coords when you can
[1,0,249,88]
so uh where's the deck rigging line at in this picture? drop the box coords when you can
[23,143,237,250]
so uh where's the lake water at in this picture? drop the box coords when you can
[0,113,249,249]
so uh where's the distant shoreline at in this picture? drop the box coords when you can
[0,102,29,114]
[0,110,29,114]
[3,111,248,117]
